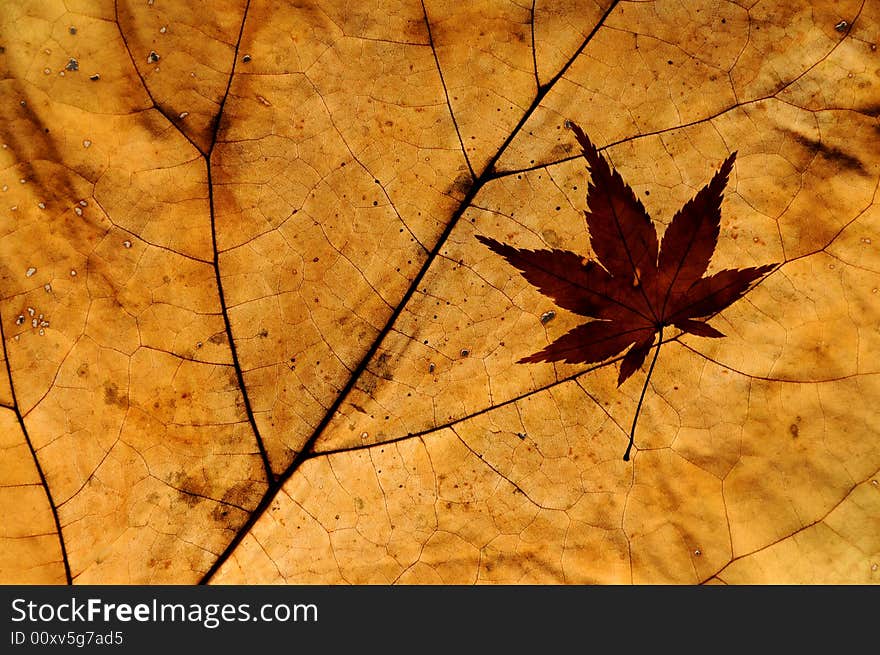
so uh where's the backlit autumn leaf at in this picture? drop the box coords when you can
[479,122,778,459]
[1,0,878,585]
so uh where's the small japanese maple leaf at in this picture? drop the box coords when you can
[477,121,778,460]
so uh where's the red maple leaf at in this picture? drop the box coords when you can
[477,121,778,460]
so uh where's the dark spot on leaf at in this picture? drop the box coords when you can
[786,129,867,175]
[374,352,393,380]
[171,473,205,508]
[103,382,127,408]
[179,491,201,508]
[357,371,379,396]
[549,141,575,160]
[222,480,255,508]
[446,171,472,199]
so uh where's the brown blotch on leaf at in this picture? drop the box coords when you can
[787,130,867,176]
[103,382,128,408]
[446,171,473,199]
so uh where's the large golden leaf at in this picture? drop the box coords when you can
[1,0,878,584]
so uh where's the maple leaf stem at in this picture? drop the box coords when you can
[624,325,663,461]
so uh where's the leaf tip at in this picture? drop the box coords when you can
[475,234,502,252]
[715,150,737,186]
[672,318,726,339]
[567,121,598,160]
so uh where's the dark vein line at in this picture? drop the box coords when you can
[0,310,72,584]
[202,0,274,483]
[116,0,272,481]
[206,166,274,481]
[530,0,540,90]
[199,0,623,584]
[420,0,475,179]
